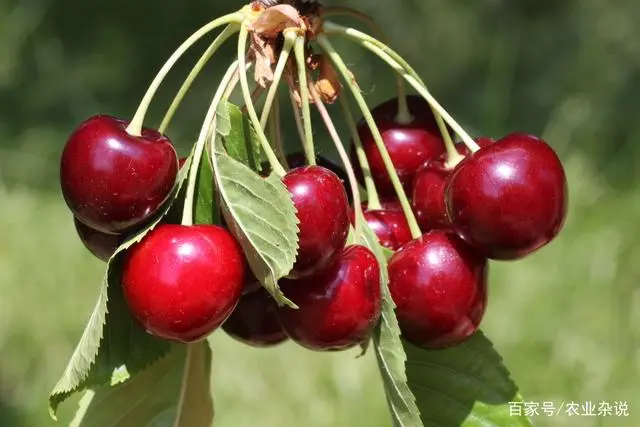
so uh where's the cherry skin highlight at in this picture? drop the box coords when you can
[388,230,488,349]
[283,165,350,278]
[74,217,123,262]
[412,137,495,232]
[351,95,446,197]
[60,115,178,233]
[222,287,288,348]
[277,245,381,351]
[445,133,568,260]
[122,224,246,343]
[350,207,412,251]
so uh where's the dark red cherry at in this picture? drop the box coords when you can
[350,208,412,251]
[351,95,446,197]
[60,115,179,234]
[222,287,288,347]
[122,224,246,343]
[277,245,381,351]
[388,231,488,349]
[412,137,495,232]
[445,133,568,260]
[283,165,349,278]
[74,217,123,262]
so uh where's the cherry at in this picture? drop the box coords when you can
[122,224,246,343]
[283,165,349,278]
[60,115,179,234]
[222,287,288,347]
[277,245,381,351]
[74,218,123,262]
[388,230,488,349]
[445,133,568,260]
[179,157,187,168]
[350,207,412,251]
[412,137,495,232]
[351,95,446,197]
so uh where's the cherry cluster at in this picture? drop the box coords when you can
[350,95,567,348]
[58,1,568,353]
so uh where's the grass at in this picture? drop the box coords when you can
[0,152,637,427]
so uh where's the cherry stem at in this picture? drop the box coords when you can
[317,35,422,239]
[182,60,240,226]
[260,30,297,129]
[293,35,316,166]
[269,99,289,169]
[237,25,286,177]
[288,82,307,156]
[338,96,381,210]
[308,81,364,237]
[322,21,480,153]
[126,12,243,137]
[159,24,239,134]
[321,8,412,125]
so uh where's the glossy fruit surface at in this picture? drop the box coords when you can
[351,95,446,197]
[277,245,381,351]
[388,231,488,348]
[412,137,495,232]
[122,224,245,343]
[445,133,568,260]
[60,115,178,233]
[222,287,288,347]
[74,217,123,262]
[351,208,412,250]
[283,166,349,278]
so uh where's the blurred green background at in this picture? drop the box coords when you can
[1,0,638,426]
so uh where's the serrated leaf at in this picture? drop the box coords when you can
[404,333,532,426]
[70,342,214,427]
[49,158,192,417]
[359,224,423,427]
[210,102,299,308]
[218,102,262,171]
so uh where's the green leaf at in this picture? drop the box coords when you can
[359,224,423,427]
[70,342,214,427]
[193,150,219,225]
[404,333,532,426]
[217,102,262,171]
[49,159,192,417]
[210,102,299,308]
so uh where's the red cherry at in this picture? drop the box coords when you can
[351,95,446,197]
[222,287,288,347]
[388,231,488,349]
[74,217,123,262]
[379,199,404,211]
[277,245,381,351]
[283,166,349,278]
[60,115,179,233]
[412,137,495,232]
[350,207,412,251]
[445,133,568,260]
[122,224,246,343]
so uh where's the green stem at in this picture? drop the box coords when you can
[159,24,239,134]
[339,96,381,210]
[182,61,240,226]
[237,25,285,176]
[270,100,289,169]
[322,21,480,153]
[308,82,364,237]
[317,35,421,239]
[294,35,316,165]
[260,30,297,129]
[126,12,243,137]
